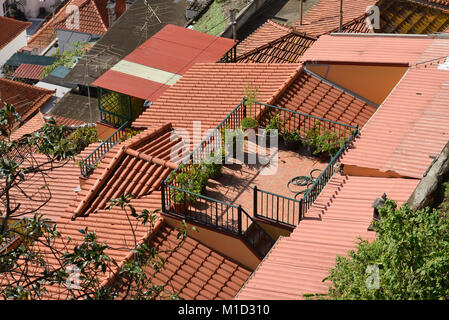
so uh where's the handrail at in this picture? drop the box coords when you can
[162,97,358,254]
[254,186,303,227]
[80,121,129,176]
[255,101,358,130]
[301,126,359,215]
[163,98,246,183]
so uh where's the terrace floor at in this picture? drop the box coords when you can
[202,139,328,227]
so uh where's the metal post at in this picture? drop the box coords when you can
[253,186,258,218]
[238,205,242,235]
[161,181,166,212]
[299,199,303,223]
[299,0,303,26]
[339,0,343,32]
[230,9,237,41]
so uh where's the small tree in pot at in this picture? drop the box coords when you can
[282,129,302,151]
[241,81,259,132]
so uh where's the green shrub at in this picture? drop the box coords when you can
[282,129,301,142]
[241,117,258,130]
[69,126,99,153]
[323,200,449,300]
[305,121,345,157]
[265,112,284,135]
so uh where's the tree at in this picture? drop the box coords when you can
[0,103,190,299]
[322,200,449,300]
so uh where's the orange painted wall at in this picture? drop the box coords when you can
[306,63,407,105]
[163,215,261,270]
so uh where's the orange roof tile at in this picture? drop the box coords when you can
[12,64,46,80]
[301,34,449,66]
[0,77,55,129]
[10,112,86,141]
[274,68,378,129]
[236,31,316,64]
[0,16,31,50]
[132,63,302,136]
[1,143,99,223]
[73,123,182,218]
[237,20,293,56]
[147,225,251,300]
[236,174,419,300]
[341,67,449,179]
[28,0,126,52]
[293,0,377,36]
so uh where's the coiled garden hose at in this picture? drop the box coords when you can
[287,168,322,199]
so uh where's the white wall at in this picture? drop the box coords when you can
[0,29,27,68]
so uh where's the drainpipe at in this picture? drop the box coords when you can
[299,0,303,26]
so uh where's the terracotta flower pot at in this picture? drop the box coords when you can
[171,202,189,214]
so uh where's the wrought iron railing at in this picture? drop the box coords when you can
[253,101,356,140]
[161,183,275,258]
[254,186,303,228]
[219,43,237,63]
[80,121,129,177]
[302,127,359,214]
[163,98,358,241]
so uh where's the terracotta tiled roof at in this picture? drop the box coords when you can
[293,0,378,36]
[12,64,46,80]
[237,20,293,56]
[236,174,419,300]
[73,123,182,218]
[274,68,378,129]
[0,77,55,129]
[236,31,316,64]
[28,0,127,52]
[132,63,302,136]
[301,34,449,66]
[0,16,31,50]
[341,67,449,179]
[10,112,86,141]
[147,224,252,300]
[1,143,99,223]
[92,24,236,101]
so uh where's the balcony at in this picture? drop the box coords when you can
[161,99,358,258]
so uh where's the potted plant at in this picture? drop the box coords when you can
[304,121,345,159]
[222,127,245,160]
[282,129,301,150]
[263,112,284,148]
[167,171,200,213]
[241,81,259,133]
[204,152,224,180]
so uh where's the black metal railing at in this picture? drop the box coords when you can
[254,186,303,228]
[302,127,359,214]
[80,121,129,176]
[253,101,356,140]
[219,43,237,63]
[162,182,274,258]
[163,98,358,244]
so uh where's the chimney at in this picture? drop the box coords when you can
[368,193,387,231]
[106,0,116,27]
